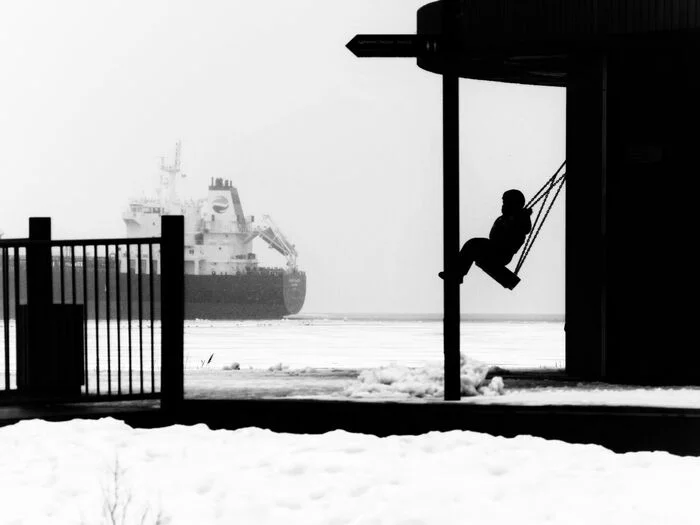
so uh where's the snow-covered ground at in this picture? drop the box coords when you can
[4,318,699,407]
[0,318,562,392]
[185,364,700,407]
[1,319,699,523]
[0,417,698,525]
[180,319,700,408]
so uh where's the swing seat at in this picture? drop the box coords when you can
[475,260,521,290]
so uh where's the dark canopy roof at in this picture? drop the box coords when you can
[417,0,700,85]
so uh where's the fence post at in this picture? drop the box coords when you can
[22,218,52,393]
[27,218,52,308]
[160,215,184,412]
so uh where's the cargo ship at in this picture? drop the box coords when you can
[0,143,306,320]
[120,141,306,319]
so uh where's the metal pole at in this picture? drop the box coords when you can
[442,0,461,401]
[443,72,461,401]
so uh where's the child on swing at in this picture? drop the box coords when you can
[439,189,532,284]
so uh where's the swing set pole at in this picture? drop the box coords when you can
[443,72,461,401]
[442,0,461,401]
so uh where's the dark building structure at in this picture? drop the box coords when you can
[416,0,700,385]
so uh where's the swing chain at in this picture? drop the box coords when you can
[526,160,566,209]
[514,171,566,275]
[517,174,556,271]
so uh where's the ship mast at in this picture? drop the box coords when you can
[159,140,185,214]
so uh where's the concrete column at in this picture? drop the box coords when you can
[604,46,700,384]
[565,53,608,380]
[567,46,700,385]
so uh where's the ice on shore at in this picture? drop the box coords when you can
[343,354,505,399]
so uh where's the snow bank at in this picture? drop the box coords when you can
[343,354,505,399]
[0,418,698,525]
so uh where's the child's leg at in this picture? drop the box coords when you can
[459,237,490,278]
[440,237,490,283]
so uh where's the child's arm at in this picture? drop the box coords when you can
[489,216,508,243]
[490,214,530,244]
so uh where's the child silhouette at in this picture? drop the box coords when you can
[440,189,532,284]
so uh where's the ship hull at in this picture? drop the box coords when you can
[2,263,306,320]
[183,271,306,319]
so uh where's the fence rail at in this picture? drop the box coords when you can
[0,236,160,247]
[0,218,183,405]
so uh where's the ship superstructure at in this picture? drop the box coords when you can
[122,141,300,277]
[119,141,306,318]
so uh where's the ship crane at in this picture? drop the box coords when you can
[243,215,298,270]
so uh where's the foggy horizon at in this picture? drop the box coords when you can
[0,0,566,316]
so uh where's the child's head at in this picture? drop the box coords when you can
[502,189,526,215]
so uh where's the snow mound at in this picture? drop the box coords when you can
[266,363,315,375]
[3,418,700,525]
[344,354,505,399]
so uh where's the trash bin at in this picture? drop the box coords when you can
[16,304,85,398]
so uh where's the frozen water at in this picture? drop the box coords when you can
[181,318,565,370]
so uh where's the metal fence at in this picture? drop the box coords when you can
[0,216,184,404]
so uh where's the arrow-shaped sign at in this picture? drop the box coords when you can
[346,34,440,58]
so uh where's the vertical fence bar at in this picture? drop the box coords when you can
[93,244,100,395]
[2,248,10,390]
[13,246,20,385]
[82,244,89,393]
[59,246,65,304]
[14,247,20,313]
[13,247,20,391]
[105,244,111,395]
[71,246,76,305]
[137,243,144,393]
[149,242,155,393]
[115,244,122,395]
[70,246,78,395]
[161,216,184,411]
[126,244,133,394]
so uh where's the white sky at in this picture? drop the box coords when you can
[0,418,697,524]
[0,0,566,315]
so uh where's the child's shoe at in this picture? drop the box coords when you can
[438,271,463,284]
